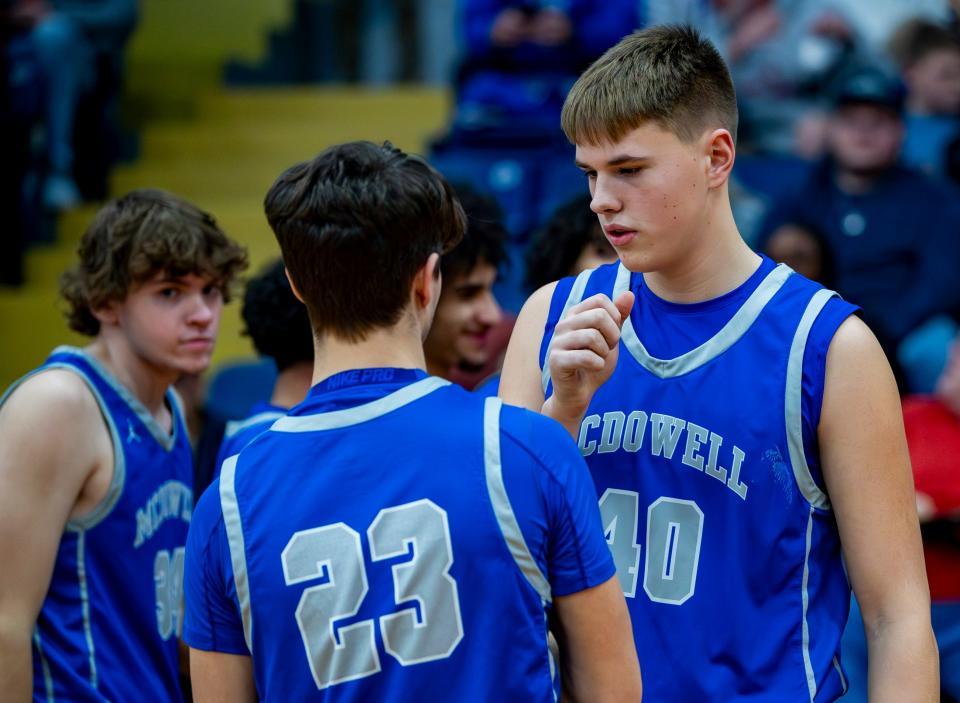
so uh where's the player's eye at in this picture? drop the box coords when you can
[583,171,597,181]
[158,287,179,299]
[202,284,221,298]
[618,166,642,176]
[457,286,483,301]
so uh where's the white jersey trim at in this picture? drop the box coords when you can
[270,377,450,432]
[54,346,181,451]
[801,507,817,701]
[76,531,99,691]
[33,627,55,702]
[785,288,837,511]
[1,362,127,532]
[224,410,285,439]
[220,454,254,653]
[616,263,794,378]
[482,397,552,603]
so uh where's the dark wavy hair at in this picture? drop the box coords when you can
[442,184,508,281]
[60,189,248,336]
[525,195,614,291]
[264,141,465,341]
[242,259,314,372]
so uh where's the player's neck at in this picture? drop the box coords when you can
[85,336,175,418]
[270,361,313,408]
[311,323,427,386]
[643,204,760,304]
[424,355,449,381]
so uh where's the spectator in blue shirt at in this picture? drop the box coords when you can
[455,0,640,132]
[759,64,960,388]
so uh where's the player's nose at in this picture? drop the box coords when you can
[590,175,622,215]
[187,294,216,325]
[477,292,503,327]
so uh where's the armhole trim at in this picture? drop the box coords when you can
[483,398,552,603]
[0,364,127,532]
[785,289,837,510]
[220,454,254,652]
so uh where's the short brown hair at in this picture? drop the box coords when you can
[60,189,248,336]
[561,25,738,145]
[889,19,960,70]
[264,141,465,342]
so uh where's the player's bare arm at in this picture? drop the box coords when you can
[554,576,642,703]
[190,650,257,703]
[500,282,556,412]
[819,316,939,702]
[0,371,112,700]
[500,283,634,438]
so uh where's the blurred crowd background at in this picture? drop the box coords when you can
[4,0,960,389]
[3,1,960,699]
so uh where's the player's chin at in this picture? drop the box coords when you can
[459,347,490,369]
[617,248,659,274]
[617,249,656,273]
[173,351,214,376]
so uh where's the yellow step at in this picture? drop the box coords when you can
[2,88,451,389]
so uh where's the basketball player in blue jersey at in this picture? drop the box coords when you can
[500,26,939,702]
[210,258,314,479]
[0,189,247,701]
[182,141,641,702]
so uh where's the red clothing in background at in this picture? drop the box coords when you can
[902,396,960,602]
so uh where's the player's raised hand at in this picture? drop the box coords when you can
[546,290,634,425]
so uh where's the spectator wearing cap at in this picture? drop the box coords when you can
[758,64,960,391]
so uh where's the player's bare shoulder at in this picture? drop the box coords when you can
[821,314,892,399]
[500,281,559,409]
[0,367,114,517]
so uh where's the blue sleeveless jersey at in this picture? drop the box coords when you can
[183,368,614,702]
[0,346,193,702]
[212,401,286,478]
[540,259,859,702]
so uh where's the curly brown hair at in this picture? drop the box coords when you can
[60,189,249,336]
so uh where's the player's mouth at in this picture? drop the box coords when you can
[181,337,214,351]
[463,328,491,345]
[603,224,637,247]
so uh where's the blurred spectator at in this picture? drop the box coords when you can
[841,335,960,703]
[762,219,835,286]
[758,64,960,387]
[424,186,510,390]
[828,0,952,57]
[889,18,960,178]
[524,194,616,293]
[8,0,136,211]
[359,0,458,85]
[650,0,861,155]
[1,7,43,285]
[455,0,640,132]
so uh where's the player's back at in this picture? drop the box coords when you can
[189,367,610,702]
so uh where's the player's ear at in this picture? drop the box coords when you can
[284,266,306,304]
[412,253,441,312]
[91,299,121,327]
[705,128,735,188]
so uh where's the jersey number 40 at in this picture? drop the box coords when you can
[281,499,464,690]
[600,489,704,605]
